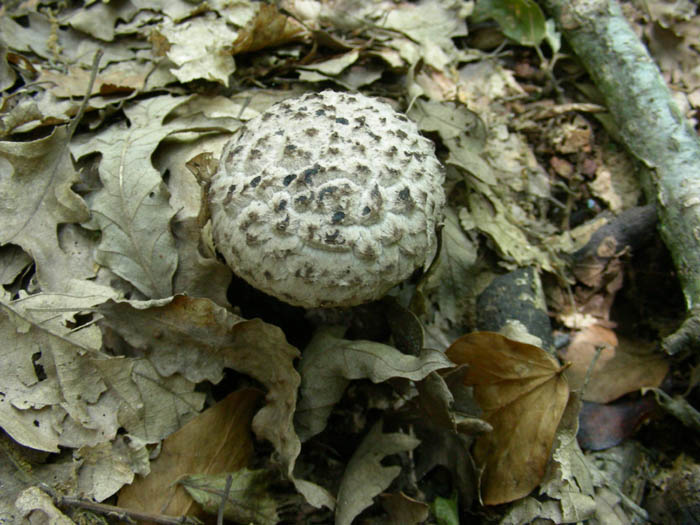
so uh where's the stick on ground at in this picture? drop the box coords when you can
[540,0,700,355]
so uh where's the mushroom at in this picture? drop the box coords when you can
[208,90,445,308]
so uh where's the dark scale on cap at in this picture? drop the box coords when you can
[295,194,311,209]
[328,147,340,156]
[385,145,398,158]
[318,186,337,201]
[355,164,371,175]
[239,210,260,231]
[303,164,320,183]
[264,270,273,280]
[306,223,318,239]
[354,116,366,126]
[362,206,371,215]
[386,167,401,178]
[275,129,284,135]
[305,128,319,137]
[315,109,325,116]
[397,115,409,122]
[329,131,340,143]
[325,230,343,244]
[296,263,315,279]
[223,185,236,205]
[276,215,290,231]
[249,175,262,188]
[335,117,349,125]
[228,145,244,161]
[398,187,411,200]
[275,199,288,212]
[395,129,408,140]
[331,210,345,224]
[293,111,307,120]
[285,144,297,154]
[248,149,263,161]
[352,143,366,153]
[406,151,426,161]
[367,131,382,142]
[283,174,297,186]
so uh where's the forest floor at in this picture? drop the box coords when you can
[0,1,699,524]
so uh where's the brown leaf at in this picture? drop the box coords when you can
[118,388,260,519]
[561,325,669,403]
[446,332,570,505]
[231,4,308,55]
[98,296,302,477]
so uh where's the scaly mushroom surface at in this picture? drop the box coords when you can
[208,90,445,307]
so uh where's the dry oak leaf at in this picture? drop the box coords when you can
[446,332,570,505]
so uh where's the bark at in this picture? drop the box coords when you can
[540,0,700,355]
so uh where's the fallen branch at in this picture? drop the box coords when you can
[540,0,700,355]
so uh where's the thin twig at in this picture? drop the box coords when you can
[58,496,202,525]
[67,49,102,139]
[217,474,234,525]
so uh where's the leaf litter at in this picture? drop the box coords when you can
[0,0,698,523]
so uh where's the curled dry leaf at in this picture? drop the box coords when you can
[446,332,570,505]
[98,295,302,476]
[295,327,454,442]
[231,3,309,55]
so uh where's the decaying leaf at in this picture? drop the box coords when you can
[474,0,546,47]
[97,295,302,477]
[118,389,260,519]
[561,325,669,404]
[295,327,454,442]
[336,421,421,525]
[14,486,74,525]
[0,126,91,292]
[155,12,240,86]
[380,492,430,525]
[446,332,570,505]
[70,96,187,299]
[232,3,308,55]
[180,468,280,525]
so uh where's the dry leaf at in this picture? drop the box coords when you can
[380,492,430,525]
[335,421,420,525]
[15,487,74,525]
[98,295,302,477]
[71,96,186,299]
[232,3,308,55]
[446,332,570,505]
[561,325,669,403]
[0,126,91,292]
[180,468,279,525]
[118,388,260,519]
[295,327,454,442]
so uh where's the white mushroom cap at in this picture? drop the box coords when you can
[208,90,445,308]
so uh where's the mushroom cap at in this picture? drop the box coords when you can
[208,90,445,308]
